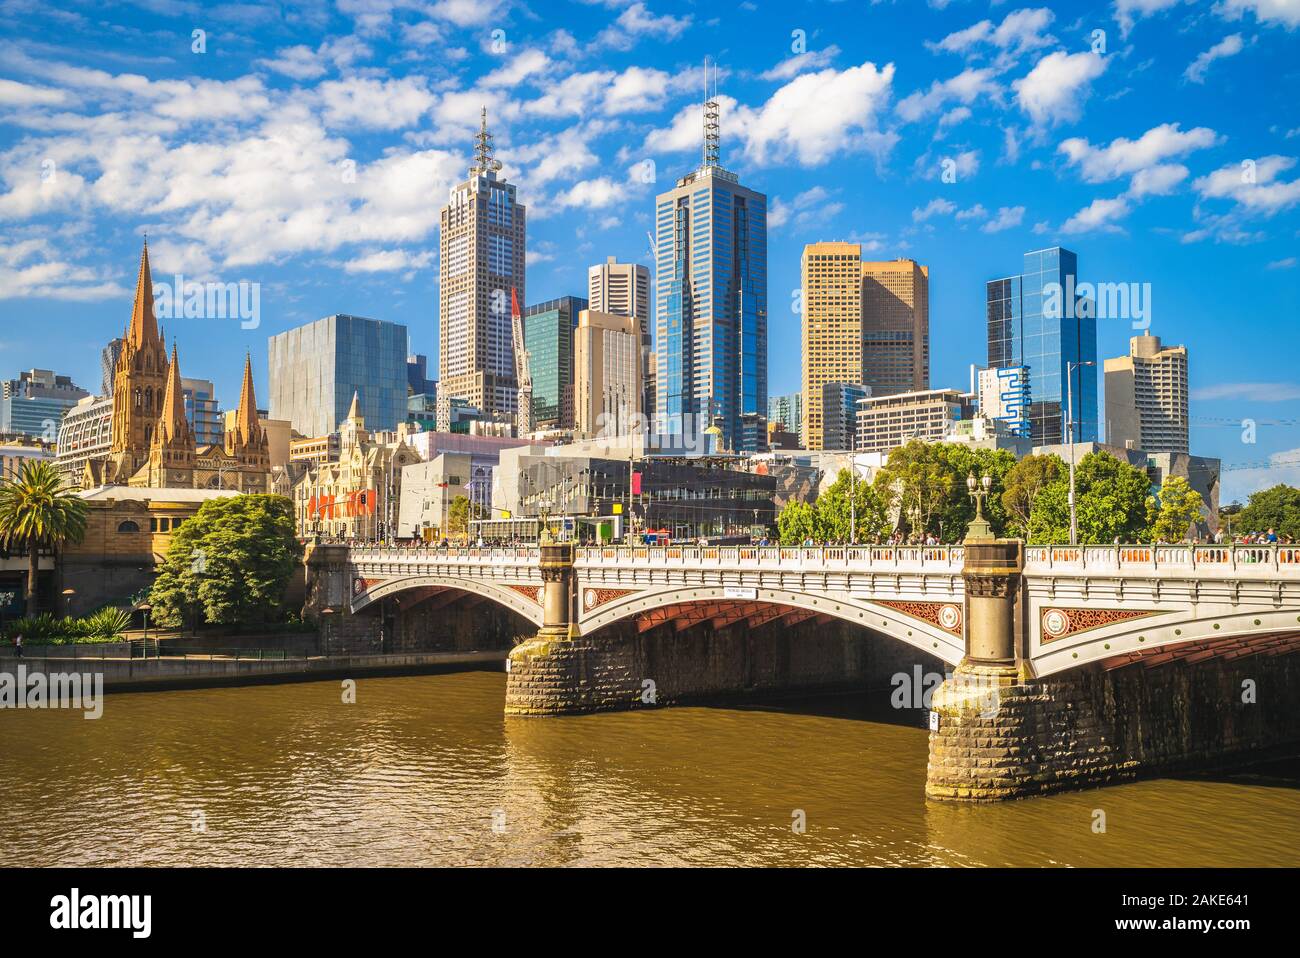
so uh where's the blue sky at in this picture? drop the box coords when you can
[0,0,1296,501]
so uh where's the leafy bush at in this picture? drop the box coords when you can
[2,606,131,644]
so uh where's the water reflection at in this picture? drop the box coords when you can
[1,672,1296,867]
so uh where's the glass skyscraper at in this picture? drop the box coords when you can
[523,296,587,429]
[267,314,408,438]
[654,89,767,451]
[986,247,1096,445]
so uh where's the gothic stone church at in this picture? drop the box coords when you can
[85,241,271,493]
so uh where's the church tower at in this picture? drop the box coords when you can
[137,344,197,487]
[225,353,270,479]
[107,239,170,482]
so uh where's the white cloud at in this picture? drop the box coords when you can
[602,66,671,114]
[897,67,1000,122]
[0,237,126,300]
[762,46,841,81]
[1013,50,1108,127]
[343,248,433,273]
[1185,34,1246,83]
[1114,0,1188,38]
[596,2,692,50]
[1216,0,1300,29]
[1194,155,1300,213]
[482,49,551,89]
[982,205,1026,232]
[0,78,68,107]
[1058,123,1218,184]
[913,197,957,222]
[1266,256,1297,269]
[928,7,1056,56]
[768,186,843,229]
[317,76,436,129]
[1061,196,1131,233]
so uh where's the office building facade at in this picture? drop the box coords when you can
[1104,333,1189,454]
[977,365,1031,438]
[589,256,651,415]
[267,314,408,439]
[986,247,1097,445]
[439,108,526,422]
[767,392,803,445]
[575,309,641,439]
[0,368,89,439]
[182,377,224,446]
[862,258,930,396]
[523,296,587,430]
[821,382,868,452]
[655,86,767,451]
[855,388,976,455]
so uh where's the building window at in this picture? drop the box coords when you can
[117,520,140,533]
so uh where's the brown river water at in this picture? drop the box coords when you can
[2,670,1298,867]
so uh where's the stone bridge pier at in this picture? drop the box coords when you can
[927,539,1300,802]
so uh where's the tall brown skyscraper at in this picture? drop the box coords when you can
[438,108,526,424]
[800,245,930,450]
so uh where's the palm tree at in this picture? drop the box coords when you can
[0,460,88,615]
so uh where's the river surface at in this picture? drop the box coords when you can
[2,671,1298,867]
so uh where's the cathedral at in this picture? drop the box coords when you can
[86,240,271,492]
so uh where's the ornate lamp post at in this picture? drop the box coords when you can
[965,472,994,542]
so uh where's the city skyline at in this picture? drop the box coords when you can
[0,0,1297,498]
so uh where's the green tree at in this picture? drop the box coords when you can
[0,460,88,614]
[776,499,818,545]
[931,444,1017,541]
[1235,484,1300,540]
[149,494,302,629]
[873,441,955,541]
[446,495,470,540]
[1027,451,1152,544]
[1146,475,1204,543]
[1000,453,1064,538]
[816,469,889,543]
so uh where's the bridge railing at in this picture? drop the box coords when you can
[1025,543,1300,574]
[348,546,542,565]
[575,544,965,571]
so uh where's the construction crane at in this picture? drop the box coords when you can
[510,287,533,437]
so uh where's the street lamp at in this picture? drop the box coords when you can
[320,607,334,654]
[1066,360,1096,546]
[965,472,994,542]
[136,602,152,652]
[61,587,75,619]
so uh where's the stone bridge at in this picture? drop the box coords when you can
[304,539,1300,802]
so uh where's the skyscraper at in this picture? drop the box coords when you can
[800,244,931,450]
[439,107,526,423]
[654,67,767,451]
[523,296,587,429]
[181,377,224,446]
[1104,333,1189,454]
[589,256,651,418]
[767,392,802,445]
[267,314,408,438]
[0,369,89,439]
[862,258,929,396]
[574,309,641,439]
[986,247,1097,445]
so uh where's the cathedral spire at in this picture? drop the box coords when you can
[235,352,259,444]
[156,344,190,445]
[346,390,362,424]
[128,238,160,350]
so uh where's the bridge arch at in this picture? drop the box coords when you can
[351,574,545,628]
[577,584,965,666]
[1031,604,1300,676]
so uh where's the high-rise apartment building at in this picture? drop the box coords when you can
[987,247,1097,446]
[0,368,89,439]
[574,309,641,440]
[182,377,224,446]
[862,258,929,396]
[101,338,123,396]
[801,243,930,450]
[439,108,525,422]
[977,365,1030,437]
[655,73,767,451]
[267,314,408,439]
[524,296,587,430]
[1104,333,1189,454]
[767,392,803,445]
[589,256,651,418]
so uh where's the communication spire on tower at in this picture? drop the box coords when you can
[703,57,720,169]
[472,105,503,175]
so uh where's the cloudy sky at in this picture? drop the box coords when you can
[0,0,1297,501]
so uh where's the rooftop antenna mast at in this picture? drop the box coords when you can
[473,105,502,175]
[703,58,719,169]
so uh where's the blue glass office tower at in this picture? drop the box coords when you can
[654,99,767,451]
[986,247,1097,445]
[267,314,408,438]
